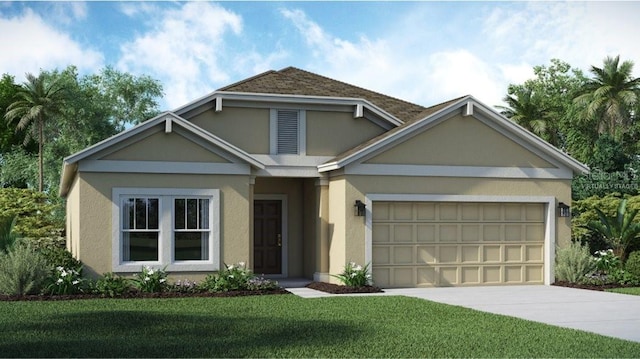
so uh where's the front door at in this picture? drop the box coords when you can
[253,200,282,274]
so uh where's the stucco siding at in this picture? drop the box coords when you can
[76,172,251,277]
[365,114,555,168]
[189,107,270,154]
[101,130,231,163]
[328,177,348,283]
[306,111,386,156]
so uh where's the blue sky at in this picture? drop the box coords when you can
[1,1,639,111]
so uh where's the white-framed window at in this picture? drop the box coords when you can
[270,109,306,155]
[112,188,220,272]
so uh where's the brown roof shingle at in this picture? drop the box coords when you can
[218,67,427,122]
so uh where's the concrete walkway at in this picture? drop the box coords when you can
[284,283,640,343]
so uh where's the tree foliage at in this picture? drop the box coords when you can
[0,66,163,193]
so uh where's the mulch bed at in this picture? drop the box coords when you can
[552,281,637,291]
[306,281,383,294]
[0,288,290,302]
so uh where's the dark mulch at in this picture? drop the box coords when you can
[552,281,637,291]
[306,281,383,294]
[0,288,290,302]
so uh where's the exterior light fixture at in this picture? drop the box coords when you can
[558,202,570,217]
[354,200,366,217]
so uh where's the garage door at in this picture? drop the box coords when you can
[372,202,545,287]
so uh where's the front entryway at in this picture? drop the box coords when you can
[253,200,283,274]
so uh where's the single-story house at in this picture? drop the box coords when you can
[60,67,588,287]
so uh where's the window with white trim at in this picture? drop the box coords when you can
[113,188,220,272]
[270,109,306,155]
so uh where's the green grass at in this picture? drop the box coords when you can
[606,287,640,296]
[0,294,638,358]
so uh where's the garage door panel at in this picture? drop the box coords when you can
[417,246,436,264]
[483,245,501,262]
[393,225,413,242]
[372,246,391,264]
[525,245,543,262]
[505,245,523,262]
[372,202,545,288]
[461,245,480,263]
[417,224,436,242]
[439,225,458,242]
[393,246,414,264]
[416,203,436,220]
[372,224,390,243]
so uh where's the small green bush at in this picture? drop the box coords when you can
[624,251,640,278]
[38,244,82,272]
[201,262,253,292]
[45,266,86,295]
[555,242,596,283]
[132,265,168,293]
[0,242,52,295]
[93,273,131,297]
[332,262,373,287]
[0,215,18,253]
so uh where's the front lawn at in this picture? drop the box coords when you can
[0,295,638,358]
[606,287,640,296]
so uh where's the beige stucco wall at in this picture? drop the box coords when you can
[306,111,386,156]
[190,107,270,154]
[366,114,555,168]
[102,131,231,163]
[74,172,251,278]
[328,175,572,279]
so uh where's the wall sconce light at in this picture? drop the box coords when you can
[354,200,366,217]
[558,202,570,217]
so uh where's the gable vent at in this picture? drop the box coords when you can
[277,110,299,154]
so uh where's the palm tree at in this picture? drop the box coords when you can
[574,55,640,139]
[4,73,66,192]
[586,199,640,263]
[498,88,560,146]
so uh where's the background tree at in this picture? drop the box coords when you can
[574,55,640,141]
[4,73,67,192]
[499,59,586,151]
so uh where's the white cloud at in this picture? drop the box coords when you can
[118,2,277,109]
[0,9,103,80]
[280,8,507,107]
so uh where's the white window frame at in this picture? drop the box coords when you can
[270,108,306,155]
[112,188,220,272]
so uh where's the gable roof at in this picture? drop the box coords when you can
[218,67,427,122]
[319,96,590,175]
[59,112,264,197]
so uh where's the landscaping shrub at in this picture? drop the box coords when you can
[199,262,278,292]
[133,265,168,293]
[624,251,640,278]
[594,249,622,273]
[45,266,86,295]
[93,273,131,297]
[168,279,200,294]
[332,262,372,287]
[555,241,596,283]
[0,242,52,295]
[38,243,82,272]
[0,215,18,253]
[0,188,64,239]
[201,262,253,292]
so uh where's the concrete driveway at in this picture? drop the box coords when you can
[384,285,640,343]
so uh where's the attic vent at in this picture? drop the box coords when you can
[276,110,300,154]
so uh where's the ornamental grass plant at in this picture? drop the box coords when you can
[0,242,51,295]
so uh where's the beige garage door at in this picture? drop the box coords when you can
[372,202,545,287]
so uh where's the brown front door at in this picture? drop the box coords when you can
[253,200,282,275]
